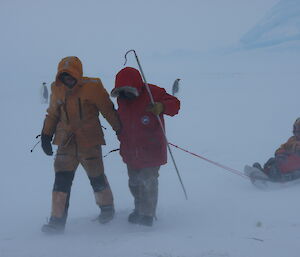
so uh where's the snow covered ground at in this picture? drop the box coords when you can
[1,1,300,257]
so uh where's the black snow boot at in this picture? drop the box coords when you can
[139,215,153,227]
[41,216,66,234]
[128,210,140,224]
[98,205,115,224]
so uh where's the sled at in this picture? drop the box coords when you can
[244,165,300,190]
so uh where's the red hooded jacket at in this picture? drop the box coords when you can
[113,67,180,169]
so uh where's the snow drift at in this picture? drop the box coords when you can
[240,0,300,49]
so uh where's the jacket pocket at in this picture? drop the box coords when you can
[53,123,73,146]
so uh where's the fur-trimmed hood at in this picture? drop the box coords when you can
[111,67,144,97]
[111,85,139,98]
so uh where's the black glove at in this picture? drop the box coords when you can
[41,133,53,156]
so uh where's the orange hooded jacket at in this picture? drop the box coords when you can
[274,136,300,173]
[275,136,300,156]
[42,56,120,148]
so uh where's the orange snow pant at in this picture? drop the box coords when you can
[51,141,114,218]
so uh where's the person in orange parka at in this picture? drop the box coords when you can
[41,56,121,234]
[253,118,300,181]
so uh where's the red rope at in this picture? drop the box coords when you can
[169,143,249,180]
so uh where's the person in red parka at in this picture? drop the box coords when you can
[253,118,300,181]
[111,67,180,226]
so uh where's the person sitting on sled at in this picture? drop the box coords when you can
[253,118,300,181]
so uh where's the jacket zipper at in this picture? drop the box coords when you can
[64,97,70,124]
[78,98,83,120]
[130,104,138,159]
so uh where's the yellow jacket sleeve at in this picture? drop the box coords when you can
[94,80,121,132]
[42,83,60,136]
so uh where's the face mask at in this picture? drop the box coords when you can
[59,72,77,89]
[293,129,300,139]
[118,91,137,100]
